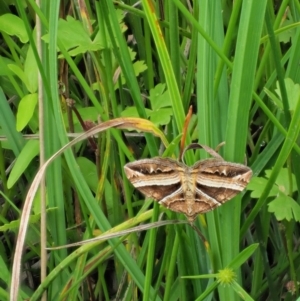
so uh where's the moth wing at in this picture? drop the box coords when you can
[193,159,252,204]
[124,158,184,202]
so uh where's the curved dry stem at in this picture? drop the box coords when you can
[47,219,188,250]
[10,117,167,301]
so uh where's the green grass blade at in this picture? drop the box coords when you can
[221,1,267,300]
[242,93,300,236]
[142,0,186,138]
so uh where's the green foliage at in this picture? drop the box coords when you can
[265,78,300,113]
[0,1,300,301]
[76,157,97,193]
[0,14,28,43]
[248,168,300,221]
[0,211,41,231]
[248,168,297,198]
[121,83,173,126]
[16,93,38,131]
[42,12,127,55]
[268,194,300,221]
[7,139,39,188]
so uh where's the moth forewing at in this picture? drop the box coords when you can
[193,159,252,205]
[124,158,184,201]
[194,160,252,189]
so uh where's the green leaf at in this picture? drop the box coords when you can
[42,16,104,56]
[163,134,182,158]
[231,280,255,301]
[263,87,283,110]
[247,177,278,198]
[149,83,172,111]
[149,83,166,99]
[0,252,10,282]
[58,16,94,50]
[247,168,297,198]
[24,46,38,93]
[8,64,27,86]
[264,78,300,114]
[148,108,173,126]
[268,193,300,221]
[121,106,172,127]
[0,56,18,77]
[104,179,114,217]
[16,93,38,131]
[0,14,28,43]
[7,140,40,188]
[121,106,152,119]
[43,13,127,57]
[118,59,148,87]
[278,19,295,44]
[227,244,259,270]
[33,188,41,215]
[275,78,300,113]
[76,157,97,193]
[75,107,100,124]
[121,83,172,126]
[133,60,148,77]
[265,168,297,194]
[0,213,41,231]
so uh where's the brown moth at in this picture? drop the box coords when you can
[124,145,252,222]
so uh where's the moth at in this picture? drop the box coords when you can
[124,144,252,222]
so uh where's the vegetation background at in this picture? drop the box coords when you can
[0,0,300,300]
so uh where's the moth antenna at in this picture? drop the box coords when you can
[215,141,226,153]
[182,143,224,161]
